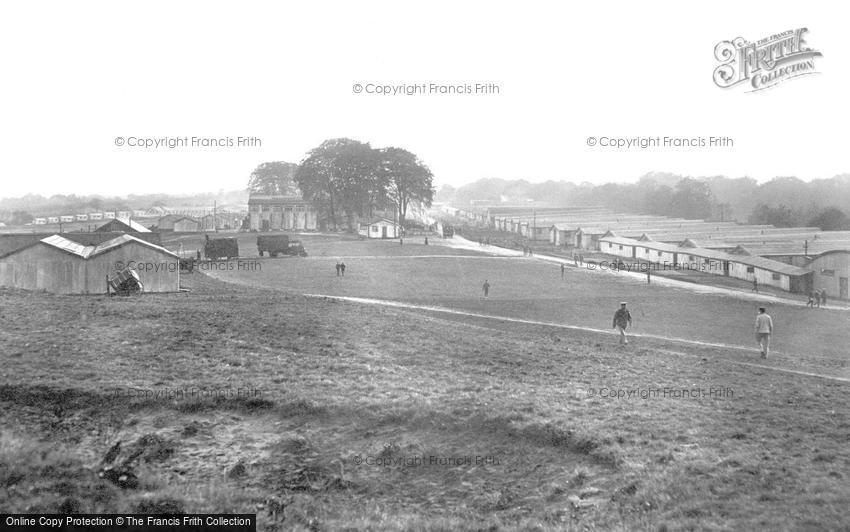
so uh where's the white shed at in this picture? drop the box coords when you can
[359,218,401,239]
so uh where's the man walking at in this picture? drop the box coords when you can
[561,262,565,279]
[814,290,821,308]
[340,261,346,276]
[752,278,758,293]
[612,302,632,345]
[820,289,827,307]
[755,306,773,358]
[482,279,490,299]
[335,262,341,276]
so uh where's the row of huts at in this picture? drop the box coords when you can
[596,231,850,297]
[33,211,136,224]
[31,211,245,232]
[452,203,850,298]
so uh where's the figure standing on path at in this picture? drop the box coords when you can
[482,279,490,299]
[612,302,632,345]
[755,307,773,358]
[561,263,565,279]
[752,278,759,293]
[335,262,341,276]
[814,290,821,308]
[820,289,827,307]
[424,236,429,246]
[340,261,346,276]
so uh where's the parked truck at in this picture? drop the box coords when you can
[204,235,239,260]
[257,235,307,257]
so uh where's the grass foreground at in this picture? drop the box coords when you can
[0,271,848,531]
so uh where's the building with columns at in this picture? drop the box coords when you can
[248,194,318,231]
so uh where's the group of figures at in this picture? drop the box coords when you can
[806,289,828,308]
[480,257,782,359]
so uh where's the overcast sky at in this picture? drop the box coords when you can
[0,1,845,198]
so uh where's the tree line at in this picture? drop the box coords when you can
[248,138,435,231]
[437,172,850,230]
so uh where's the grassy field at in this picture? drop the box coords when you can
[201,238,849,374]
[1,236,848,531]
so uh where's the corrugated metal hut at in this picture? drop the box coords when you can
[0,234,178,294]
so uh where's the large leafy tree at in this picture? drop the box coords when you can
[247,162,300,195]
[378,147,434,228]
[670,178,713,219]
[748,203,800,227]
[295,138,383,231]
[10,210,33,225]
[808,207,850,230]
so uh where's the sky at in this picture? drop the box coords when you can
[0,1,846,198]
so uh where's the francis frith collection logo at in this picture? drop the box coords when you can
[713,28,822,92]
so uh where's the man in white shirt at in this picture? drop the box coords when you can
[755,307,773,358]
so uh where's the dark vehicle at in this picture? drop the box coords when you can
[108,266,143,295]
[257,235,307,257]
[442,224,454,238]
[288,240,307,257]
[204,235,239,259]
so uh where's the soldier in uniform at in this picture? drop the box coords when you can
[755,306,773,358]
[612,302,632,345]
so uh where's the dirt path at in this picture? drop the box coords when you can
[303,292,850,385]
